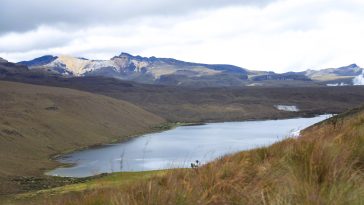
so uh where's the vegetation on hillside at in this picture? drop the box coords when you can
[37,106,364,205]
[4,75,364,122]
[0,81,165,194]
[1,79,364,204]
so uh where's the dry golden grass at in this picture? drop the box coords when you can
[48,107,364,205]
[0,81,165,194]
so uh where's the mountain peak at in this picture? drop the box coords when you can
[18,55,58,67]
[14,53,364,87]
[347,63,359,68]
[118,52,134,58]
[0,57,8,63]
[114,52,157,63]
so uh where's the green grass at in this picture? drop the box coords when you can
[6,170,167,205]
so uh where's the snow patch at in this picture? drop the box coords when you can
[275,105,299,112]
[353,70,364,85]
[326,82,348,86]
[247,83,262,86]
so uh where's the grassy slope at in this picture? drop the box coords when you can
[5,76,364,122]
[25,105,364,205]
[4,171,167,205]
[0,81,165,194]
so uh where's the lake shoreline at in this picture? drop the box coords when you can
[3,113,332,197]
[48,111,334,165]
[48,114,332,178]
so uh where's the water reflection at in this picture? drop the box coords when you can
[48,115,331,177]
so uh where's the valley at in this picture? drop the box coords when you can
[4,75,364,122]
[2,1,364,203]
[4,95,364,205]
[0,81,165,195]
[3,55,364,122]
[1,56,364,204]
[2,1,364,204]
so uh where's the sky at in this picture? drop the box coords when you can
[0,0,364,72]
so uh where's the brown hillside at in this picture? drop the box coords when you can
[0,81,165,194]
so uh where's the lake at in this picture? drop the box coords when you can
[48,115,331,177]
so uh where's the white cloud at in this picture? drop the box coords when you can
[1,0,364,72]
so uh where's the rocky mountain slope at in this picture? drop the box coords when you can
[0,57,28,75]
[0,57,7,63]
[304,64,363,80]
[18,53,364,87]
[19,53,249,86]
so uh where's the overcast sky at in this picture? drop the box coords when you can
[0,0,363,72]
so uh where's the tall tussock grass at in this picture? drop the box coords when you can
[53,111,364,205]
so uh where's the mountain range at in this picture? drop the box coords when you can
[2,53,364,199]
[4,53,364,87]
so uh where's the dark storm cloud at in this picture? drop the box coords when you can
[0,0,275,33]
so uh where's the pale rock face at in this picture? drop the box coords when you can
[47,55,119,76]
[111,56,149,73]
[131,60,149,72]
[18,52,249,86]
[49,55,90,76]
[112,57,130,70]
[86,60,119,74]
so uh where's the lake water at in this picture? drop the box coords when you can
[48,115,331,177]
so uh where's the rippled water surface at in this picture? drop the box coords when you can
[49,115,331,177]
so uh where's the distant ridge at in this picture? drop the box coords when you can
[13,53,364,86]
